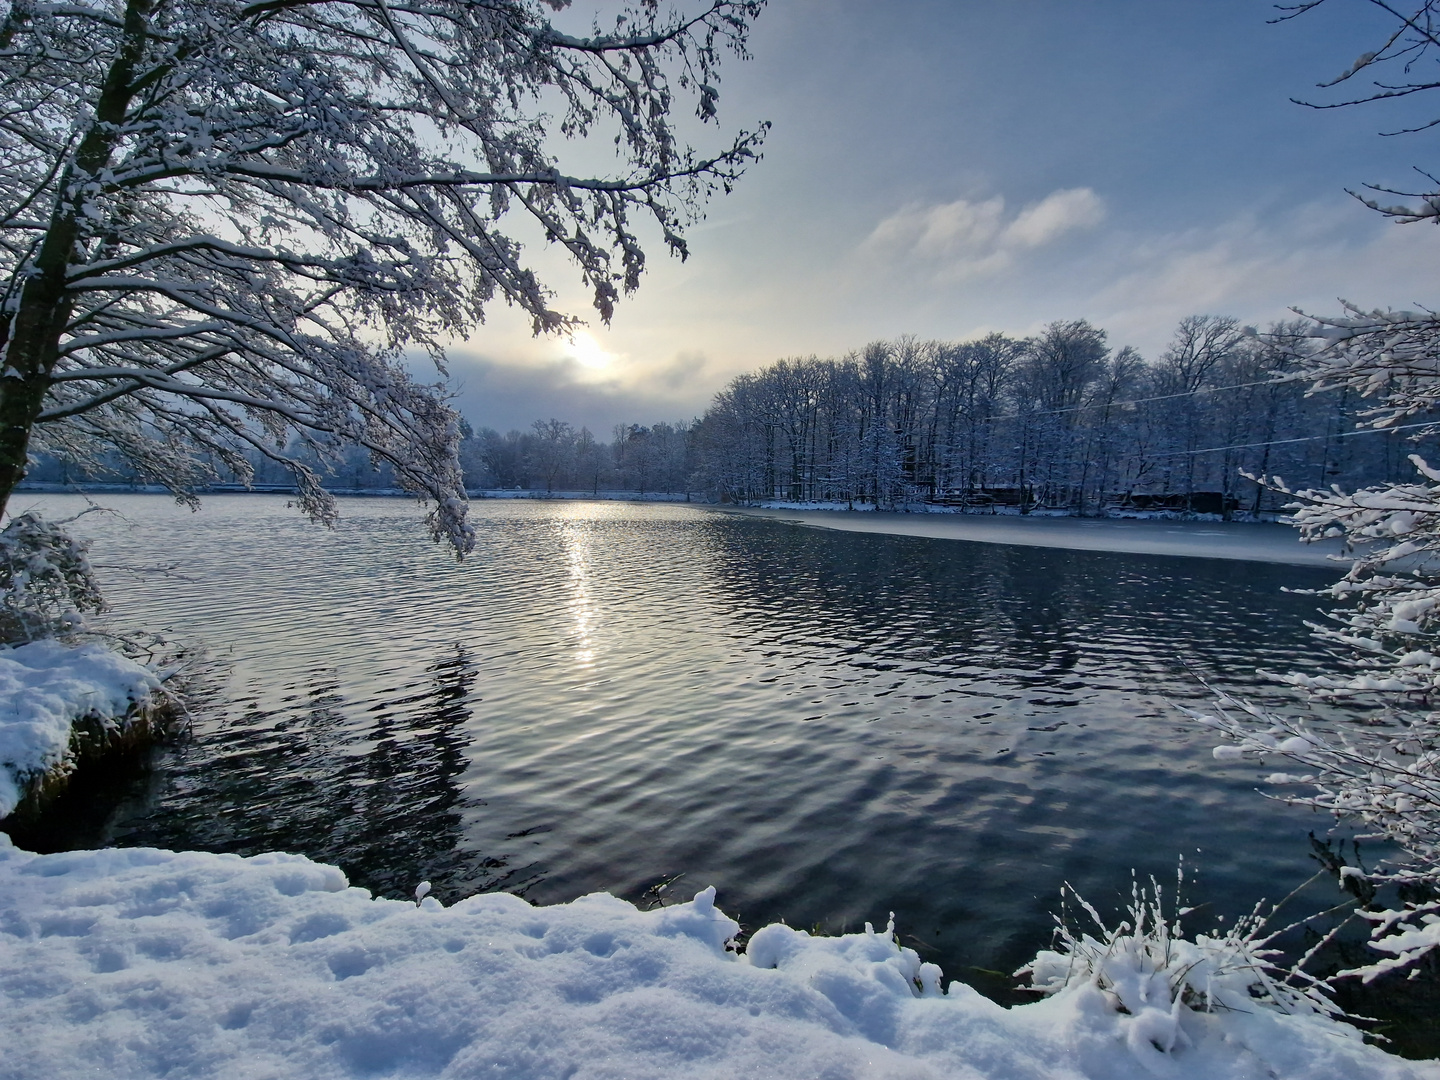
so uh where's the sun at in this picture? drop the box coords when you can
[567,331,612,370]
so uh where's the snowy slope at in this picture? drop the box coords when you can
[0,835,1433,1080]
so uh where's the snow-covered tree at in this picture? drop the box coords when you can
[528,418,576,494]
[0,0,766,553]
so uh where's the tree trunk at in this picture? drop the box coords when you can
[0,0,153,518]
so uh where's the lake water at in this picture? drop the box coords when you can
[9,494,1360,996]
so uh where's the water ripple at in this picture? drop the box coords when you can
[14,494,1357,988]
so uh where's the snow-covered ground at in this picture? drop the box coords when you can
[726,507,1344,566]
[0,835,1431,1080]
[0,639,161,817]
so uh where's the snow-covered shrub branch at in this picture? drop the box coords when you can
[1195,686,1440,979]
[1257,457,1440,698]
[0,0,767,552]
[1023,871,1339,1016]
[1253,308,1440,700]
[1279,1,1440,224]
[1201,306,1440,977]
[1019,870,1346,1064]
[1293,305,1440,427]
[0,510,105,645]
[1353,898,1440,982]
[1195,691,1440,883]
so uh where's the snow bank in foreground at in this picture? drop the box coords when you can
[0,640,161,816]
[0,836,1433,1080]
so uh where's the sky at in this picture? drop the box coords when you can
[446,0,1440,435]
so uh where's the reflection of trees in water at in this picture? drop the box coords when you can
[706,518,1338,692]
[113,644,528,903]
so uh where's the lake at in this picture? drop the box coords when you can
[8,494,1359,996]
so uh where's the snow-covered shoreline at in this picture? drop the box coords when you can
[0,835,1431,1080]
[0,639,164,820]
[723,506,1346,566]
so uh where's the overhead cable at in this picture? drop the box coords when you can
[981,377,1284,423]
[1156,419,1439,459]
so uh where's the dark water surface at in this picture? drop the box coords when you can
[11,495,1359,991]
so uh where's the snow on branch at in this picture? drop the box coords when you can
[1279,1,1440,215]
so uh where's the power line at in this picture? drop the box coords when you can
[1156,419,1439,459]
[981,376,1284,423]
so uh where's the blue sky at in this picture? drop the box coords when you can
[447,0,1440,434]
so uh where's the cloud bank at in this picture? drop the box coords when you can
[447,351,715,434]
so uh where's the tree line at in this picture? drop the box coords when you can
[690,316,1421,516]
[21,418,699,497]
[462,420,694,495]
[25,312,1422,512]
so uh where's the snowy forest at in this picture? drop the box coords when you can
[692,315,1424,515]
[23,312,1422,514]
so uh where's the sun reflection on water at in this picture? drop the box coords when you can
[560,516,596,668]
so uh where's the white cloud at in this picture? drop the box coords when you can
[862,187,1107,276]
[1005,188,1106,249]
[446,349,713,434]
[868,195,1006,258]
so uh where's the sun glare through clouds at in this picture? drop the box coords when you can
[567,331,613,370]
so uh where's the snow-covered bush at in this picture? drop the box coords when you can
[1253,309,1440,702]
[1270,307,1440,700]
[1020,871,1338,1039]
[1196,691,1440,885]
[0,512,105,646]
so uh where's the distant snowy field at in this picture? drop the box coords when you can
[0,835,1432,1080]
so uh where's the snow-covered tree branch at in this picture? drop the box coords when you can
[0,0,767,553]
[1204,307,1440,978]
[1279,0,1440,220]
[1263,307,1440,698]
